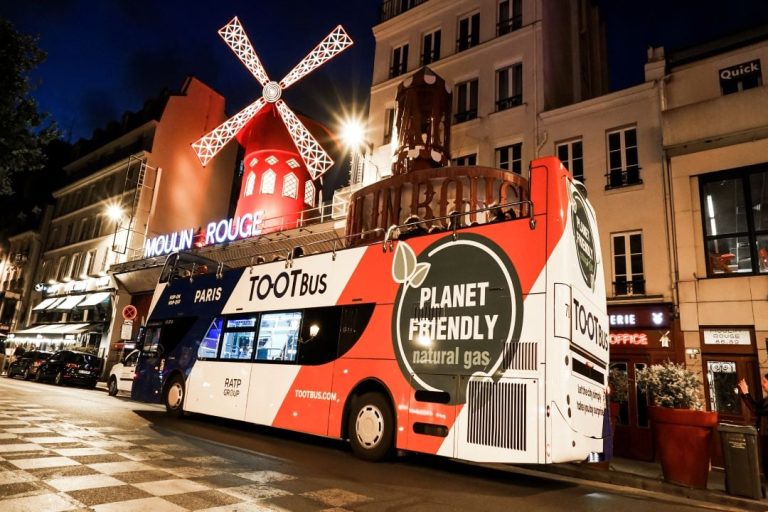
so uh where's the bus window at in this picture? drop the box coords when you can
[256,311,301,362]
[219,315,258,360]
[198,318,223,360]
[143,325,162,355]
[338,304,375,357]
[298,307,342,365]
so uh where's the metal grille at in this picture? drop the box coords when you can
[503,341,537,371]
[466,380,526,451]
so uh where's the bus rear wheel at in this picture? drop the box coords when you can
[348,392,394,462]
[164,375,185,418]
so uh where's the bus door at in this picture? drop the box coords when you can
[133,318,196,403]
[244,308,338,436]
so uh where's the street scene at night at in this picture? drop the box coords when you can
[2,0,768,511]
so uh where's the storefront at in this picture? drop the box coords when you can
[608,303,679,461]
[699,326,759,425]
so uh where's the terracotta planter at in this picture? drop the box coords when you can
[649,406,718,488]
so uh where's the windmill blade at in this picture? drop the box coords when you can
[192,97,267,166]
[274,100,333,179]
[279,25,353,89]
[219,17,271,87]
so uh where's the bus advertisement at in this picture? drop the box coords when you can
[131,156,609,464]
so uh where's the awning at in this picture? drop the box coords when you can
[45,298,66,310]
[11,323,91,335]
[32,297,59,310]
[78,292,111,307]
[53,295,85,310]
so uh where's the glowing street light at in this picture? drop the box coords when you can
[339,116,372,186]
[105,204,124,222]
[340,118,366,150]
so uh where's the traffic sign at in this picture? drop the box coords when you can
[122,304,138,321]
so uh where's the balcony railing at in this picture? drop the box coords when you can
[420,49,440,66]
[380,0,428,23]
[605,166,642,190]
[497,15,522,36]
[454,110,478,123]
[613,279,646,296]
[496,95,522,111]
[456,34,479,53]
[389,62,408,79]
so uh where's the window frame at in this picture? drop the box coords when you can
[282,172,298,199]
[260,169,276,194]
[496,142,522,174]
[457,11,480,52]
[497,0,522,36]
[454,79,478,123]
[421,29,441,65]
[556,139,584,181]
[699,164,768,277]
[605,126,641,189]
[390,43,409,78]
[451,153,477,166]
[495,62,523,111]
[611,231,645,296]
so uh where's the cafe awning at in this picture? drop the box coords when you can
[12,323,92,335]
[53,295,86,310]
[32,297,59,311]
[78,292,111,307]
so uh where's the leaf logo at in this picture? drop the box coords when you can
[392,242,431,288]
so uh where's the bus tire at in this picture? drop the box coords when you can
[164,375,185,418]
[348,392,394,462]
[107,377,118,396]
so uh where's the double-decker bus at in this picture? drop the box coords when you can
[131,156,609,463]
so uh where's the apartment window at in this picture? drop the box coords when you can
[454,79,478,123]
[701,165,768,276]
[283,173,298,199]
[383,108,395,144]
[91,216,102,239]
[719,59,762,95]
[48,227,59,249]
[496,143,522,174]
[69,253,81,280]
[304,181,316,207]
[261,170,276,194]
[556,139,584,181]
[452,154,477,166]
[612,232,645,296]
[85,249,97,276]
[497,0,522,35]
[390,43,409,78]
[606,126,640,189]
[496,63,523,111]
[457,12,480,52]
[421,29,441,65]
[56,255,68,281]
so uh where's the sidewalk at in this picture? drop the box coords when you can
[524,457,768,511]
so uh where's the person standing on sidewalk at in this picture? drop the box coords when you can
[738,376,768,476]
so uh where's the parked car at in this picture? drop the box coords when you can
[107,349,139,396]
[35,350,101,388]
[7,350,52,380]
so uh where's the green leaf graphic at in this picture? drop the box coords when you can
[392,242,417,283]
[409,262,431,288]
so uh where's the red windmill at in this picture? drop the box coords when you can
[192,17,353,231]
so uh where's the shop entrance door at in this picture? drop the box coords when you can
[703,355,759,425]
[611,358,653,461]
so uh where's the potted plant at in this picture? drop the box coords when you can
[636,361,718,488]
[608,367,628,429]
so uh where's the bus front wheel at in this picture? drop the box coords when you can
[348,392,394,462]
[164,375,185,418]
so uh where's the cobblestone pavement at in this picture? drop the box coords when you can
[0,396,375,511]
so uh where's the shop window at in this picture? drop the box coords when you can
[421,29,441,65]
[283,173,298,199]
[496,143,522,174]
[496,63,522,111]
[454,79,478,123]
[457,12,480,52]
[260,170,276,194]
[451,153,477,166]
[390,43,409,78]
[556,139,584,181]
[700,165,768,276]
[497,0,522,35]
[612,232,645,296]
[606,126,640,189]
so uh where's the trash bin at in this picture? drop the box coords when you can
[718,423,763,499]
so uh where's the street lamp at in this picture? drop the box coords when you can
[339,117,369,186]
[105,204,124,223]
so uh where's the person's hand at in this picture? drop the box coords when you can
[738,378,749,394]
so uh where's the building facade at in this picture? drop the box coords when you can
[661,28,768,426]
[8,77,238,377]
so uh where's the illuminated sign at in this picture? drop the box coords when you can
[703,329,751,346]
[144,210,264,258]
[608,305,670,329]
[609,333,648,346]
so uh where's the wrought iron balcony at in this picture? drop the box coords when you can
[497,15,522,36]
[613,279,646,296]
[454,110,478,123]
[496,95,522,111]
[605,166,642,189]
[380,0,428,23]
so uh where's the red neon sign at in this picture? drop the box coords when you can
[609,333,648,346]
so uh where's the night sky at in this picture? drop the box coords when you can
[3,0,768,144]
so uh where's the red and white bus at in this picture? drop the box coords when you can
[131,156,609,463]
